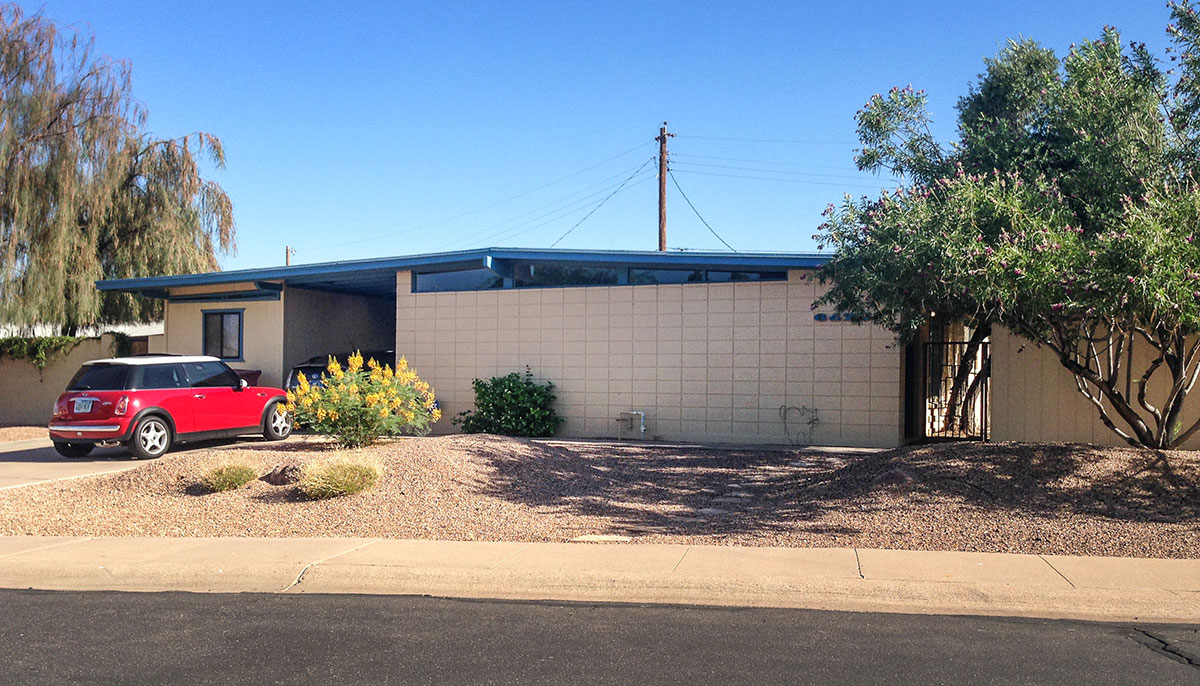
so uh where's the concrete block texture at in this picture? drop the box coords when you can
[398,270,902,447]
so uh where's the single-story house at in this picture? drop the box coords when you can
[96,247,1190,449]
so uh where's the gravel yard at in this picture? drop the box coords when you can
[0,425,46,442]
[0,435,1196,558]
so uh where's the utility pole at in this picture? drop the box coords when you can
[285,245,296,266]
[656,122,674,251]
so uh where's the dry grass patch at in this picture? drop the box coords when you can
[298,457,382,499]
[199,463,257,493]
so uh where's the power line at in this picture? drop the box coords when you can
[676,134,857,145]
[300,139,655,252]
[671,168,894,189]
[672,152,882,174]
[444,167,656,250]
[480,174,655,248]
[549,157,655,248]
[667,170,736,252]
[436,163,655,250]
[672,160,898,183]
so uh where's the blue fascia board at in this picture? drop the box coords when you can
[485,248,828,270]
[167,289,281,303]
[96,249,494,291]
[96,247,829,293]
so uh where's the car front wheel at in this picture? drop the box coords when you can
[53,442,94,458]
[128,416,172,459]
[263,401,293,441]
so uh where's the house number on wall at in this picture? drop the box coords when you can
[813,313,870,322]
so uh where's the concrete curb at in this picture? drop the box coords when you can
[1,535,1197,622]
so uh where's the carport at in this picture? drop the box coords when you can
[96,250,504,388]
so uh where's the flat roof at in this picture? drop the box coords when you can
[97,247,830,298]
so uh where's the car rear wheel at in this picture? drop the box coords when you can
[53,442,94,458]
[264,401,293,441]
[128,416,171,459]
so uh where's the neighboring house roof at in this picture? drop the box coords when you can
[0,322,164,338]
[85,355,220,366]
[97,247,830,298]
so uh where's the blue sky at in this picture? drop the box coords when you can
[27,1,1175,270]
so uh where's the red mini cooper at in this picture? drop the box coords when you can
[48,355,292,459]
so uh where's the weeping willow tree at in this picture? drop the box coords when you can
[0,5,234,333]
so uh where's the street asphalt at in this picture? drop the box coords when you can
[0,590,1195,685]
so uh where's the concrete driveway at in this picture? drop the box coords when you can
[0,433,311,490]
[0,439,141,490]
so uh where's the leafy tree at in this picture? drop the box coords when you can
[816,3,1200,449]
[0,5,234,333]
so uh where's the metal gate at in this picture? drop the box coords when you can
[924,341,990,439]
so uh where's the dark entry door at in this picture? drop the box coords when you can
[922,340,990,440]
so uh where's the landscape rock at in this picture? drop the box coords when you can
[871,468,920,488]
[259,464,301,486]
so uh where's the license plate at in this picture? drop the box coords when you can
[72,399,94,413]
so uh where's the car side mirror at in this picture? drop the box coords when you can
[237,378,248,391]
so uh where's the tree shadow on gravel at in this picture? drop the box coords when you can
[465,437,1200,536]
[795,442,1200,524]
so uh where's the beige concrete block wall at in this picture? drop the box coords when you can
[991,327,1200,448]
[396,270,902,447]
[0,334,116,425]
[163,286,286,387]
[282,288,395,373]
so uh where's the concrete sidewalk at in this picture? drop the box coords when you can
[0,535,1197,623]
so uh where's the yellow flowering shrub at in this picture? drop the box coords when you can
[286,351,440,448]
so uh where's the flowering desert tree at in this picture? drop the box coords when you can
[817,2,1200,449]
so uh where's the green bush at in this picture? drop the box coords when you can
[454,367,563,437]
[298,459,381,499]
[200,464,257,493]
[0,336,84,370]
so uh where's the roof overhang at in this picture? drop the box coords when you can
[97,247,830,299]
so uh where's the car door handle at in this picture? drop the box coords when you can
[193,394,205,399]
[257,392,267,397]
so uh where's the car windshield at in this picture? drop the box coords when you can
[67,364,130,391]
[302,351,393,367]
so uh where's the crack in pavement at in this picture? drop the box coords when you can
[0,537,94,560]
[1037,556,1075,589]
[280,539,380,592]
[669,546,691,574]
[1129,628,1200,670]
